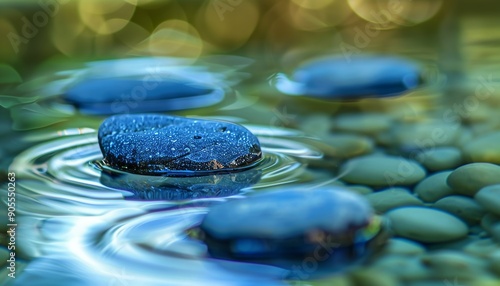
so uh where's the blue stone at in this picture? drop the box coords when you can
[98,114,262,175]
[100,167,261,201]
[198,187,388,272]
[64,78,224,115]
[277,55,421,99]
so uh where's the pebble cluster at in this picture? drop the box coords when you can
[295,110,500,285]
[87,55,500,284]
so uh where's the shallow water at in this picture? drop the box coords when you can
[6,114,333,285]
[3,2,500,285]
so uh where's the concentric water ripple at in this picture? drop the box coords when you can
[9,124,326,285]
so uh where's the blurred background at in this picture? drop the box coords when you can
[0,0,495,77]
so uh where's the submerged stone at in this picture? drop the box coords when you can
[100,167,261,201]
[98,114,262,175]
[198,187,388,272]
[277,55,420,99]
[64,78,224,115]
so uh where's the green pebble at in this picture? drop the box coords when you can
[341,155,426,187]
[475,184,500,216]
[464,238,499,258]
[318,133,374,159]
[386,207,468,243]
[490,223,500,242]
[383,238,426,256]
[346,185,374,195]
[489,250,500,276]
[447,163,500,196]
[333,113,393,135]
[366,188,423,213]
[420,250,488,280]
[389,121,462,149]
[481,213,500,232]
[462,131,500,164]
[434,195,486,225]
[349,269,399,286]
[371,255,430,281]
[416,147,463,171]
[413,171,454,202]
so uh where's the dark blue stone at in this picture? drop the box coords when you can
[100,167,261,201]
[198,187,388,273]
[288,56,421,99]
[98,114,262,175]
[64,78,224,115]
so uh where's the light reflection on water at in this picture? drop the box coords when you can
[9,124,325,285]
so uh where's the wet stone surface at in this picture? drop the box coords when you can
[98,114,262,175]
[198,187,388,272]
[64,78,224,115]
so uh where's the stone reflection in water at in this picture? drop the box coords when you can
[100,167,262,201]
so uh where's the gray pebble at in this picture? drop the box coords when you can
[447,163,500,196]
[366,188,423,213]
[341,155,426,187]
[434,195,486,225]
[474,184,500,216]
[413,171,454,203]
[386,207,468,243]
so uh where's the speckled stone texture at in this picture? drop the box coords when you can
[98,114,262,175]
[64,78,223,115]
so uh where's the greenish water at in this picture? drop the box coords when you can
[2,1,500,285]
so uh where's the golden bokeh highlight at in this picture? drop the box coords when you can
[141,20,203,58]
[197,1,260,51]
[78,0,136,35]
[348,0,443,28]
[287,0,351,31]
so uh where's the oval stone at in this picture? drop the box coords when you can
[462,131,500,164]
[474,184,500,216]
[65,78,224,115]
[199,187,387,267]
[415,147,463,172]
[340,155,426,187]
[386,207,468,243]
[414,171,454,203]
[98,114,262,175]
[366,188,423,213]
[447,163,500,196]
[288,56,420,99]
[433,195,486,225]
